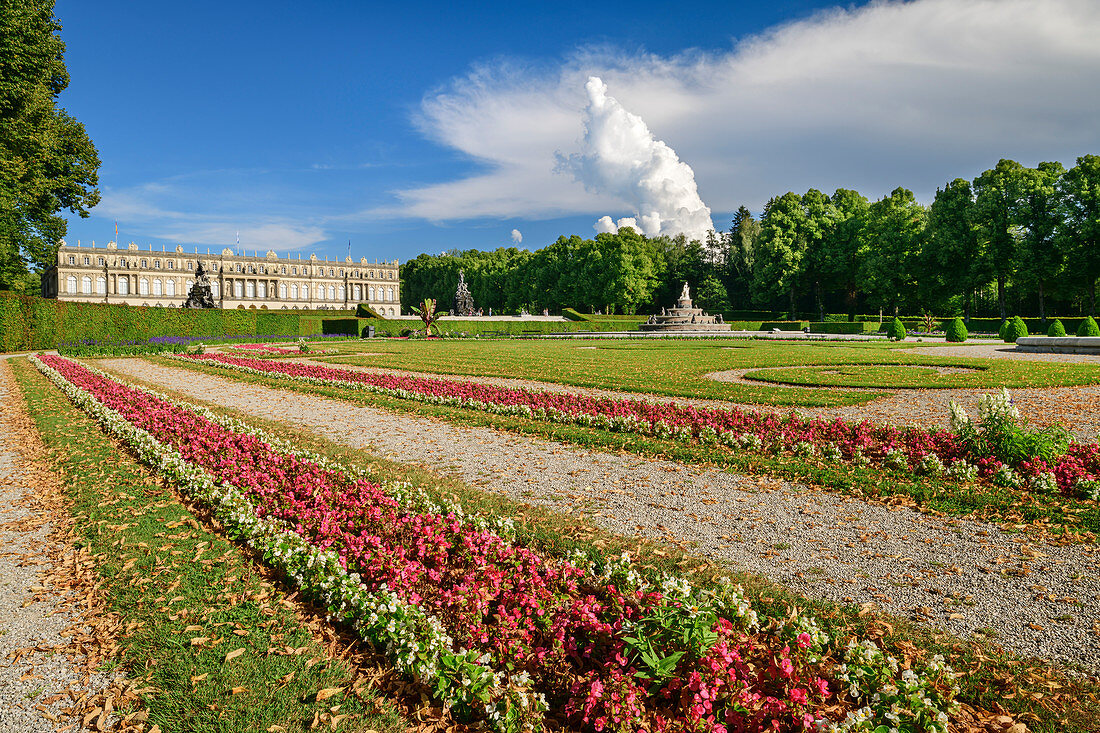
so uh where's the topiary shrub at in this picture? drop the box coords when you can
[887,317,906,341]
[998,319,1009,340]
[1003,315,1028,343]
[1078,316,1100,337]
[1047,319,1067,337]
[945,317,968,343]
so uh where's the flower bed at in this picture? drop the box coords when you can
[178,354,1100,499]
[34,354,963,733]
[224,343,301,355]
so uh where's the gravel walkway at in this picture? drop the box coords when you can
[0,361,119,732]
[101,358,1100,676]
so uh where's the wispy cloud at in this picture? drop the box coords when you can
[96,174,330,252]
[383,0,1100,221]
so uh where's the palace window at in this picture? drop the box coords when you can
[118,278,129,295]
[326,285,334,300]
[257,281,266,298]
[141,259,148,268]
[188,262,194,271]
[368,286,375,301]
[339,285,346,300]
[369,270,374,278]
[234,281,243,297]
[235,263,241,272]
[96,276,106,295]
[339,269,344,277]
[246,281,256,298]
[211,263,218,272]
[186,279,193,292]
[154,260,161,269]
[153,279,162,296]
[68,255,75,265]
[353,285,361,300]
[139,278,149,295]
[166,280,175,297]
[281,266,287,274]
[211,281,220,298]
[98,257,105,266]
[83,256,90,265]
[120,258,128,268]
[81,276,91,294]
[387,287,393,301]
[167,261,174,269]
[292,266,298,275]
[279,283,287,299]
[67,275,77,292]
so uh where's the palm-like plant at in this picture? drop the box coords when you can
[410,298,443,336]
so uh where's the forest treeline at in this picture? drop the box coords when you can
[400,155,1100,320]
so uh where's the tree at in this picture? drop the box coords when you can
[0,0,100,290]
[752,192,806,316]
[923,179,986,321]
[817,189,869,320]
[973,159,1026,320]
[860,188,926,316]
[410,298,443,335]
[1059,154,1100,315]
[800,188,840,321]
[726,206,759,307]
[1015,161,1065,323]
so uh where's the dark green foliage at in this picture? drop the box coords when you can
[1004,315,1028,343]
[1079,316,1100,337]
[1048,319,1067,337]
[1,0,101,289]
[0,292,342,350]
[887,317,906,340]
[355,303,385,319]
[945,317,968,342]
[998,320,1009,340]
[807,321,879,334]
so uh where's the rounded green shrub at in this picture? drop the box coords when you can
[998,319,1009,340]
[1078,316,1100,337]
[887,317,906,341]
[945,317,968,343]
[1047,319,1067,337]
[1004,315,1028,343]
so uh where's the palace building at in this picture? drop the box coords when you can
[42,241,401,314]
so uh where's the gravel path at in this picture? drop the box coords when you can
[101,358,1100,676]
[0,361,118,732]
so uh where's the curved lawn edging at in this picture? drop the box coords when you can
[37,354,966,733]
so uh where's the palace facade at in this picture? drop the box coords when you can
[42,241,401,314]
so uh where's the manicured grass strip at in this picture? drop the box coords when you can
[105,358,1100,732]
[160,354,1100,540]
[10,357,406,733]
[308,338,1100,407]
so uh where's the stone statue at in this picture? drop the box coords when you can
[453,270,475,316]
[680,281,691,301]
[184,261,216,308]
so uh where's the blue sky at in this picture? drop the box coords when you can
[55,0,1100,264]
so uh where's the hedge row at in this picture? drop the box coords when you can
[0,292,353,351]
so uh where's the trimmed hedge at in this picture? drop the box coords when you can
[1003,316,1029,343]
[808,321,880,334]
[0,292,357,351]
[1079,316,1100,337]
[945,317,968,343]
[760,321,808,331]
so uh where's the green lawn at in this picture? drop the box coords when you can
[310,338,1100,407]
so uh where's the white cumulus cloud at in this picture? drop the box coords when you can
[383,0,1100,226]
[510,228,523,243]
[558,77,713,242]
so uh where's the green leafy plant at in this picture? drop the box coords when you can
[1003,315,1028,343]
[410,298,444,336]
[887,317,906,341]
[945,317,968,343]
[950,388,1070,465]
[1079,316,1100,337]
[1047,319,1067,337]
[920,311,938,334]
[622,603,719,693]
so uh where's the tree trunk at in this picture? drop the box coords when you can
[1091,279,1097,316]
[997,274,1007,321]
[1038,282,1046,324]
[789,285,796,321]
[964,290,971,324]
[815,280,824,322]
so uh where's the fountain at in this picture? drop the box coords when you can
[639,282,730,332]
